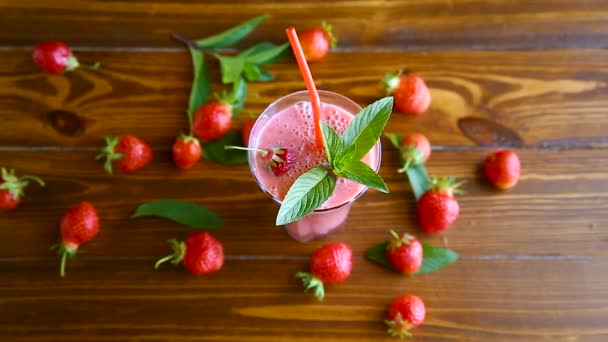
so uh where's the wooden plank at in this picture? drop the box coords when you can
[1,49,608,148]
[1,149,606,258]
[0,258,606,341]
[2,1,608,50]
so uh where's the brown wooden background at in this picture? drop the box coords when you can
[1,1,607,341]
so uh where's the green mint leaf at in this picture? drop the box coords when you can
[229,77,248,117]
[187,48,211,125]
[240,41,290,65]
[319,121,344,166]
[384,132,403,149]
[335,160,388,193]
[366,242,459,275]
[405,164,430,201]
[276,166,336,225]
[342,97,393,161]
[242,42,290,65]
[217,55,245,84]
[195,14,268,49]
[417,243,459,274]
[131,199,223,229]
[202,131,248,164]
[243,64,275,82]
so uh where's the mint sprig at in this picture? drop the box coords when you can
[384,132,430,200]
[276,97,393,225]
[195,14,268,49]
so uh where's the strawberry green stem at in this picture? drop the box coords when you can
[79,61,101,71]
[19,175,45,187]
[96,136,124,175]
[60,252,68,278]
[53,243,78,278]
[295,272,325,301]
[224,145,269,157]
[155,239,186,269]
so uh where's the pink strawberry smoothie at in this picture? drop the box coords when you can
[248,91,380,242]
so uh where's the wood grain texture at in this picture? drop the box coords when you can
[2,50,608,148]
[2,1,608,50]
[1,258,607,341]
[1,149,606,259]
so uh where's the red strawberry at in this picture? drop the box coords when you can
[417,177,464,234]
[97,135,153,175]
[483,150,521,189]
[32,41,99,74]
[300,22,338,62]
[54,201,100,277]
[295,242,352,301]
[225,146,294,176]
[155,232,224,276]
[192,101,233,142]
[386,294,426,338]
[398,133,431,172]
[386,230,423,275]
[384,71,431,115]
[0,168,44,211]
[241,119,256,147]
[172,135,202,169]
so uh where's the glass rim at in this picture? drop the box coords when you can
[248,90,382,213]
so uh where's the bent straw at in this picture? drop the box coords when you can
[285,27,324,149]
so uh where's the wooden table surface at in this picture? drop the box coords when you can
[2,2,608,341]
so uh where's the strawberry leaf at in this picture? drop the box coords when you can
[366,242,459,275]
[342,97,393,161]
[132,199,223,229]
[187,48,211,127]
[335,160,388,193]
[195,14,268,49]
[202,131,248,164]
[276,166,336,226]
[405,164,430,201]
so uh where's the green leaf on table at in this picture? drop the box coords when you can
[365,242,459,275]
[335,160,388,193]
[217,55,245,84]
[276,166,336,226]
[342,97,393,161]
[131,199,223,229]
[202,131,248,164]
[242,42,290,65]
[195,14,268,49]
[227,77,248,117]
[187,48,211,124]
[384,132,403,149]
[320,121,344,166]
[243,64,275,82]
[405,164,430,201]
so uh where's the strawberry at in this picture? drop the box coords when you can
[172,135,202,169]
[32,41,99,74]
[97,135,153,175]
[483,150,521,189]
[383,71,431,115]
[386,294,426,338]
[417,177,464,234]
[0,168,44,211]
[300,21,338,62]
[155,232,224,276]
[192,101,233,142]
[225,146,294,176]
[241,118,256,147]
[53,201,100,277]
[295,242,352,301]
[386,230,423,275]
[398,133,431,172]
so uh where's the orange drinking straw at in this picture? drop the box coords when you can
[286,27,324,149]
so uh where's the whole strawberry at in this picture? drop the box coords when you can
[241,118,256,147]
[172,135,202,169]
[300,21,337,62]
[54,201,100,277]
[225,146,294,176]
[295,242,352,301]
[483,150,521,189]
[386,230,423,275]
[0,168,44,211]
[32,41,99,74]
[398,133,431,172]
[193,101,233,142]
[155,232,224,276]
[97,135,153,174]
[384,71,431,115]
[386,294,426,338]
[417,177,464,234]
